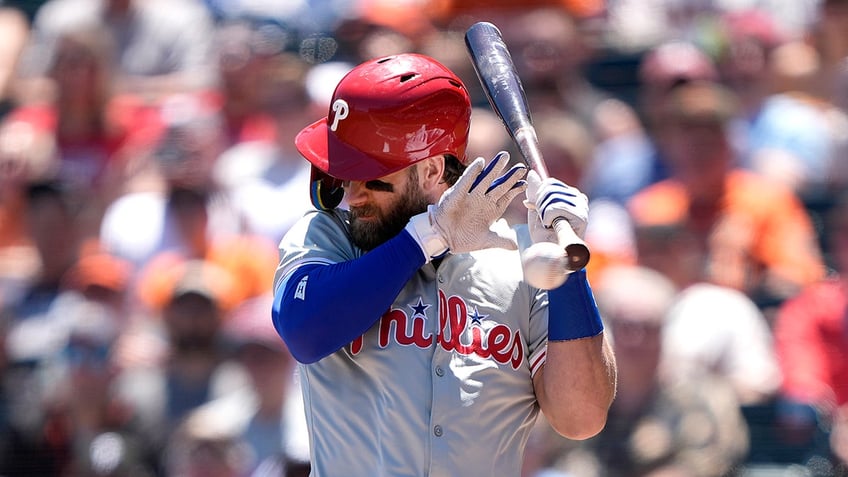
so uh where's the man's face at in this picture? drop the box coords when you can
[163,293,222,352]
[346,165,431,251]
[659,119,732,201]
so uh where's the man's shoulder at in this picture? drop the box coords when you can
[281,208,351,248]
[626,180,688,226]
[725,169,804,210]
[298,208,349,229]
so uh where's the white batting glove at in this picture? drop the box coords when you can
[407,152,527,259]
[523,170,588,243]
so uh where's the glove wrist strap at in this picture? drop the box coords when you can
[405,210,449,263]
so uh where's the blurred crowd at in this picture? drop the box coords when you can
[0,0,847,476]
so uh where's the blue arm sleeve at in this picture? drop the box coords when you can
[272,229,425,363]
[547,269,604,341]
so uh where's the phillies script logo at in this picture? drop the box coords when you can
[350,290,524,369]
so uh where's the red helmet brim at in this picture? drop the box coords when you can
[296,117,403,182]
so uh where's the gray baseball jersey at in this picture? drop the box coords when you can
[274,209,551,477]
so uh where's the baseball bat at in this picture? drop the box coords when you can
[464,21,590,271]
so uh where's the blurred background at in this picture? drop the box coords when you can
[0,0,847,475]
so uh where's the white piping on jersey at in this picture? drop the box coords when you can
[274,257,335,297]
[528,344,547,378]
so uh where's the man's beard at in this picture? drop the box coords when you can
[349,175,431,251]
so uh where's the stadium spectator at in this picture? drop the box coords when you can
[583,39,718,206]
[526,265,749,477]
[715,8,843,198]
[627,80,826,308]
[772,192,848,472]
[23,0,217,98]
[0,5,28,121]
[0,115,57,307]
[116,258,249,468]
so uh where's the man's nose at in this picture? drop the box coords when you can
[344,181,367,205]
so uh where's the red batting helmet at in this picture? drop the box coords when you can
[296,53,472,209]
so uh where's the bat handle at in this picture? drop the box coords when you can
[553,217,590,271]
[530,149,591,271]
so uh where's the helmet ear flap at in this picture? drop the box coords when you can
[310,166,344,211]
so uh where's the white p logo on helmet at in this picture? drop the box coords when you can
[329,99,349,132]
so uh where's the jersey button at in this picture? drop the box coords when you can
[435,366,445,377]
[437,274,445,283]
[433,425,443,437]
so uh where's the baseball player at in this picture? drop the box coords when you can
[272,53,616,477]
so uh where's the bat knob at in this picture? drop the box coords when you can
[565,243,590,271]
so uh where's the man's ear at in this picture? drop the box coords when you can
[419,156,446,190]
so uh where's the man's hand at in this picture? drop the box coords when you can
[431,151,526,254]
[524,170,588,245]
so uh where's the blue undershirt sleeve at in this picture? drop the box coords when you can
[272,229,426,363]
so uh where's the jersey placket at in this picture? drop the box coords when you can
[428,264,455,477]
